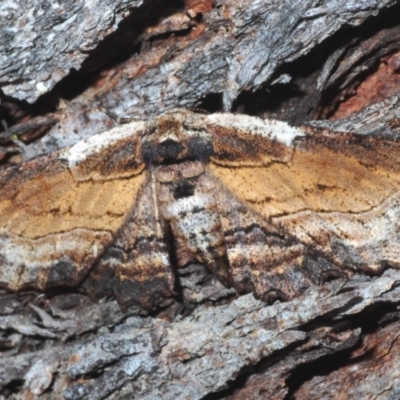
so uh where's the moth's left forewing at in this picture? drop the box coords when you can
[205,114,400,301]
[205,114,313,300]
[206,113,297,166]
[206,114,400,219]
[206,113,307,219]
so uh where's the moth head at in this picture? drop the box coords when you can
[141,110,213,165]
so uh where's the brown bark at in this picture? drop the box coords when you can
[2,1,400,399]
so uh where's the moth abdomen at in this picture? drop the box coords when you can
[154,159,231,283]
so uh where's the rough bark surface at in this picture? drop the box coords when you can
[0,0,143,102]
[1,0,398,160]
[2,271,400,399]
[2,1,400,399]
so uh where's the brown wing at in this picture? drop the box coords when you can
[0,122,175,309]
[206,114,400,301]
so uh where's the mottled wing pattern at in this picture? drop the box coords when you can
[205,113,400,301]
[0,121,175,309]
[83,176,176,309]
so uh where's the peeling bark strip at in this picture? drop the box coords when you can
[1,110,400,309]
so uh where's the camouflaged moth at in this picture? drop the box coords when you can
[1,110,400,309]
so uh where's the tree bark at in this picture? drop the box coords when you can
[2,1,400,399]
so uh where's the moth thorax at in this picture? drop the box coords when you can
[141,136,213,165]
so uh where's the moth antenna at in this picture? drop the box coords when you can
[1,119,28,156]
[100,106,139,124]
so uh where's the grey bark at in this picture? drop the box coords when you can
[1,0,397,159]
[2,271,400,400]
[0,0,143,102]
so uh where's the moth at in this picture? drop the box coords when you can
[1,110,400,310]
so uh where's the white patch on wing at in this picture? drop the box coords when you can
[61,121,145,167]
[0,229,111,290]
[207,113,304,146]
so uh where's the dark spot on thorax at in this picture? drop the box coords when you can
[173,180,195,199]
[158,139,184,160]
[141,135,213,166]
[141,141,158,164]
[187,137,214,161]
